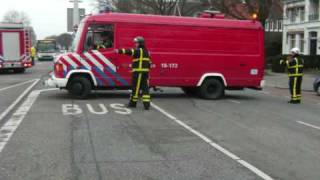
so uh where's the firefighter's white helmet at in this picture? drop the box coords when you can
[290,47,300,55]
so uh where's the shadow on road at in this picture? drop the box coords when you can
[43,89,259,102]
[0,69,33,75]
[224,94,259,101]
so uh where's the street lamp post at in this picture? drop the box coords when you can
[73,0,79,26]
[69,0,82,26]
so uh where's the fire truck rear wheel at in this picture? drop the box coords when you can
[68,77,92,99]
[198,78,225,99]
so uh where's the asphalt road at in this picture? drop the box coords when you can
[0,61,319,180]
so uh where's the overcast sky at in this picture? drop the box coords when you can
[0,0,94,39]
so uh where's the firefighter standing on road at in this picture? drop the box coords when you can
[30,46,36,65]
[115,36,151,110]
[280,47,304,104]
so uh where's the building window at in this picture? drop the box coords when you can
[287,7,305,23]
[309,31,318,55]
[278,20,283,30]
[299,33,304,53]
[289,34,296,50]
[292,8,297,22]
[299,7,305,22]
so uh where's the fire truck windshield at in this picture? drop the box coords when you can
[71,22,84,52]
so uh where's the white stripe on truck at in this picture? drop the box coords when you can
[92,50,116,72]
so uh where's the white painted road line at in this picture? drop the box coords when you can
[0,90,40,154]
[261,91,270,95]
[151,102,274,180]
[228,100,241,104]
[297,121,320,130]
[37,88,59,93]
[0,79,40,123]
[0,79,37,92]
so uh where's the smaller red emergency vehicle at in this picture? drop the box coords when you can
[45,12,265,99]
[0,23,33,73]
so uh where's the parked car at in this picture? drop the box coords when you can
[313,76,320,96]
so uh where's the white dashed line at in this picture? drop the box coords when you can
[0,88,67,154]
[228,100,241,104]
[261,91,270,95]
[37,88,59,93]
[0,79,40,123]
[297,121,320,130]
[0,89,41,153]
[151,102,274,180]
[0,79,37,92]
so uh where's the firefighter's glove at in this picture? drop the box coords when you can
[279,59,284,65]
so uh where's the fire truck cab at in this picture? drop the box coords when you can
[45,12,265,99]
[0,23,33,73]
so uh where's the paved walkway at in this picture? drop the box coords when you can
[264,70,319,91]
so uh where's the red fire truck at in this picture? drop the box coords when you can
[0,23,33,73]
[45,12,265,99]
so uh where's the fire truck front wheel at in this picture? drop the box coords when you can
[198,78,225,99]
[67,77,92,99]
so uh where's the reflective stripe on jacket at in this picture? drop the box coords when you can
[30,47,36,57]
[119,48,151,73]
[286,57,304,77]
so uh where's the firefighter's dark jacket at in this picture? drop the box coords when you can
[118,47,151,72]
[282,56,304,77]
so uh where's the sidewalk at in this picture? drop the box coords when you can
[264,70,319,91]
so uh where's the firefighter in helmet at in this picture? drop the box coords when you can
[115,36,151,110]
[280,47,304,104]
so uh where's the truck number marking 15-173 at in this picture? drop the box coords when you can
[161,63,179,69]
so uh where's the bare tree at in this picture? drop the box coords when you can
[56,33,73,50]
[26,27,37,46]
[90,0,116,13]
[136,0,180,15]
[208,0,282,26]
[2,10,31,26]
[92,0,206,16]
[109,0,136,13]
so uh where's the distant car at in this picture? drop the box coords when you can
[314,76,320,95]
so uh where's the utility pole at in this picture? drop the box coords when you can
[73,0,79,26]
[69,0,82,26]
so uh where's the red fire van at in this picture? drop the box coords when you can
[45,12,265,99]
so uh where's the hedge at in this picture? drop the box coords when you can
[267,55,320,73]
